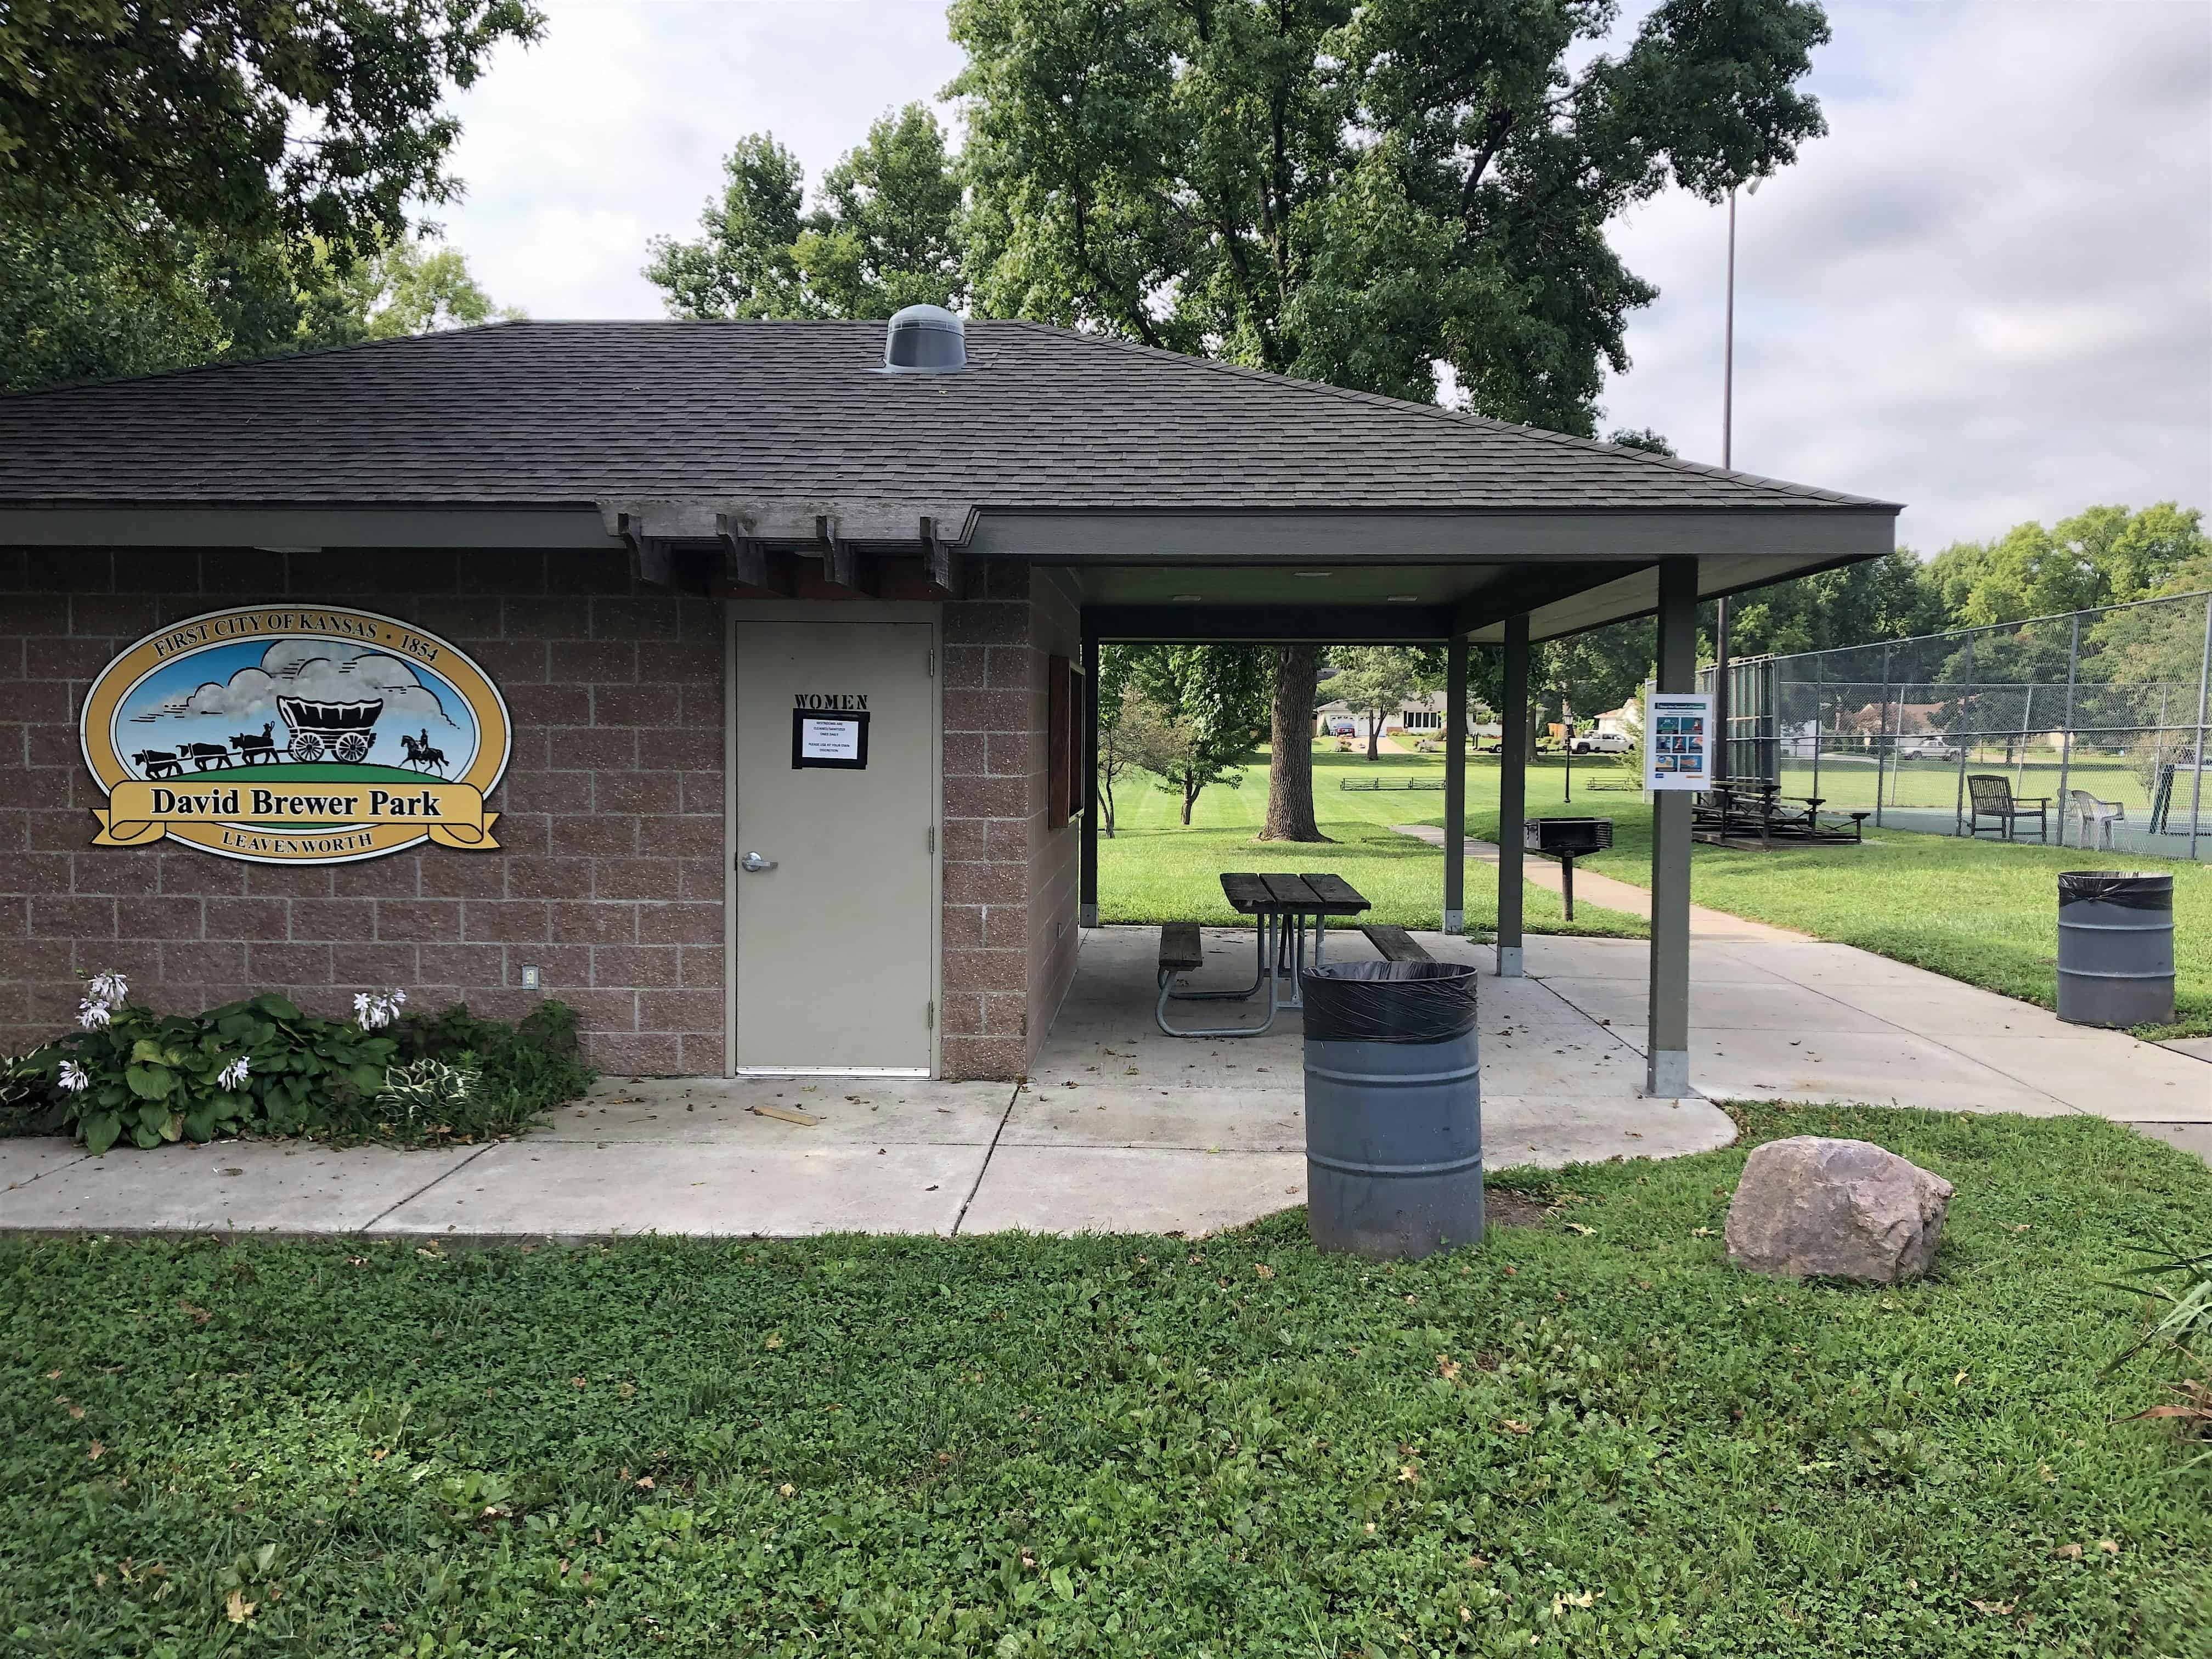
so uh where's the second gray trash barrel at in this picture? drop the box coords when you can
[1302,960,1483,1259]
[2056,871,2175,1028]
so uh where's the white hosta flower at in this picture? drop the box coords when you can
[77,1000,112,1030]
[85,971,129,1009]
[57,1060,91,1093]
[217,1057,251,1091]
[353,988,409,1031]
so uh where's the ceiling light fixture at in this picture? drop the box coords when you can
[1293,570,1333,578]
[1171,594,1203,603]
[1385,595,1420,603]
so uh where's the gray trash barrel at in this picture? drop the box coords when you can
[2056,871,2175,1027]
[1302,960,1482,1259]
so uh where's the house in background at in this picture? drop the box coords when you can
[1315,690,1448,739]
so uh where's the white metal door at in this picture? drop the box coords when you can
[730,619,936,1075]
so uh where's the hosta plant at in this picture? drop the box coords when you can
[3,976,395,1153]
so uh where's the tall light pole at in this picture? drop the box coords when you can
[1714,178,1757,778]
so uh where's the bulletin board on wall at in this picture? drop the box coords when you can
[1047,654,1086,830]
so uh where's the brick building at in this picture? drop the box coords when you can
[0,311,1895,1086]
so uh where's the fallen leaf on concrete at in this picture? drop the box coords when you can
[750,1104,819,1127]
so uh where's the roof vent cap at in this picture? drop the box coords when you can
[882,304,966,374]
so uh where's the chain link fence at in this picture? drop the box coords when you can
[1700,590,2212,859]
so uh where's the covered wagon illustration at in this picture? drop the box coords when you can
[277,695,382,764]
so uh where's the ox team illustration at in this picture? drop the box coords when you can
[79,606,512,864]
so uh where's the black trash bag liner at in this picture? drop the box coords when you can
[2058,872,2174,911]
[1302,960,1480,1043]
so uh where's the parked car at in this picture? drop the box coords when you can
[1889,733,1962,760]
[1324,716,1357,736]
[1568,730,1634,754]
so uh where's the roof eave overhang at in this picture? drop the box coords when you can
[0,499,1898,642]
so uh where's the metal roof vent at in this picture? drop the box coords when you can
[882,304,966,374]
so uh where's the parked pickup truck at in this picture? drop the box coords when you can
[1568,730,1634,755]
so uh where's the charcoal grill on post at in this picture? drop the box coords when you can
[1522,817,1613,921]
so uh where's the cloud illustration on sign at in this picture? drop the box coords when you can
[161,640,460,729]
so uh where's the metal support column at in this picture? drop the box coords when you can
[2055,614,2080,847]
[1874,643,1893,827]
[2191,594,2211,861]
[1497,616,1531,977]
[1443,634,1468,935]
[1646,557,1699,1098]
[1080,625,1100,928]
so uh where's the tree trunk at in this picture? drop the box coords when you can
[1102,776,1116,837]
[1260,643,1329,842]
[1366,710,1381,763]
[1181,772,1198,825]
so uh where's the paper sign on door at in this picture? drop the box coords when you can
[792,709,870,769]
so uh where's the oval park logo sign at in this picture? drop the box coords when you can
[81,606,511,865]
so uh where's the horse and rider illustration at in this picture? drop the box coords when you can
[399,731,449,775]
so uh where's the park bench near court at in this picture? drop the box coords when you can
[1965,774,2050,843]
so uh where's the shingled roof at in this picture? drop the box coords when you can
[0,319,1894,515]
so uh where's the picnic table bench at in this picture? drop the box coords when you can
[1694,776,1869,848]
[1155,872,1372,1039]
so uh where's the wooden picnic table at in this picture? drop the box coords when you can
[1154,872,1372,1038]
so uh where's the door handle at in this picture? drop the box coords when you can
[739,851,777,872]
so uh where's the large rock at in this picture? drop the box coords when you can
[1724,1137,1954,1284]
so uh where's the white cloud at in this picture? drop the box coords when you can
[167,642,458,728]
[1599,1,2212,551]
[428,1,2209,553]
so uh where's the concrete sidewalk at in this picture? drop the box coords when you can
[4,924,2203,1242]
[1,926,1732,1242]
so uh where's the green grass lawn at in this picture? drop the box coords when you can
[1098,747,1649,939]
[4,1107,2207,1656]
[1101,744,2212,1036]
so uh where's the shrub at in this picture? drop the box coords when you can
[384,1000,594,1141]
[2,975,593,1151]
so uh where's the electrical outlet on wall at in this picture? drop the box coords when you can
[520,964,541,990]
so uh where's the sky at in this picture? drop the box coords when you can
[436,0,2212,556]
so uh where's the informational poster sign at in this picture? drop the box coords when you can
[792,708,870,769]
[1645,692,1714,792]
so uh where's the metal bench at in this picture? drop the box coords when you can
[1358,923,1431,962]
[1966,774,2050,843]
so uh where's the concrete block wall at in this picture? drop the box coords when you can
[0,546,725,1074]
[938,562,1083,1080]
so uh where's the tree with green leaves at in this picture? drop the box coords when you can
[646,105,966,320]
[1122,645,1272,823]
[1,1,540,256]
[1327,647,1435,763]
[952,0,1827,428]
[0,218,516,393]
[1,1,535,393]
[1924,504,2205,628]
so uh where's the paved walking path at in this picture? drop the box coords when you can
[1392,825,1806,940]
[4,921,2204,1243]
